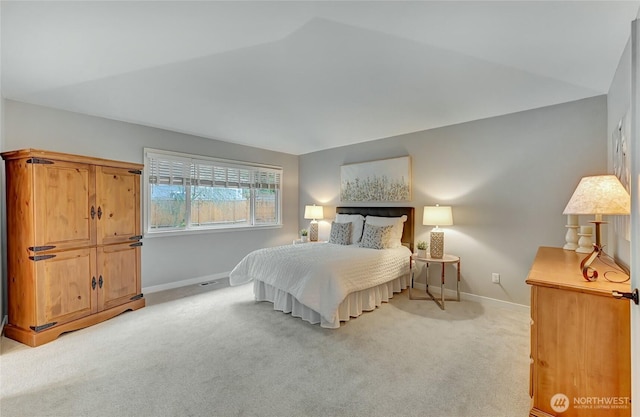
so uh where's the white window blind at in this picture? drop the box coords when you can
[144,148,282,235]
[147,153,281,190]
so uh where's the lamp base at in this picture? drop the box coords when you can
[309,221,319,242]
[580,244,601,281]
[578,220,606,281]
[430,230,444,259]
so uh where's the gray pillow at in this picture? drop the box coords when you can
[359,224,393,250]
[328,221,352,245]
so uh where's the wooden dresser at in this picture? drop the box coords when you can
[526,246,630,417]
[2,149,145,347]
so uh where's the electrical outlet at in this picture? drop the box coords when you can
[492,273,500,284]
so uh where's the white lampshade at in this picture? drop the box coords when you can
[423,205,453,226]
[304,205,324,220]
[563,175,630,218]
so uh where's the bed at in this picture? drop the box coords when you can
[229,207,415,328]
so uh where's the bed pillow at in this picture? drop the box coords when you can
[328,221,352,245]
[364,215,407,248]
[359,224,394,250]
[335,213,365,244]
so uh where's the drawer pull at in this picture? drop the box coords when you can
[612,289,639,305]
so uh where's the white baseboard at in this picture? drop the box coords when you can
[143,272,230,294]
[411,283,529,313]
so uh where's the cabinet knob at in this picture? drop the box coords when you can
[612,289,639,305]
[92,276,97,290]
[90,206,96,220]
[99,275,104,289]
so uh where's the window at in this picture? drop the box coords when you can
[144,148,282,235]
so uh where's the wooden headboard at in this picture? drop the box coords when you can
[336,207,415,252]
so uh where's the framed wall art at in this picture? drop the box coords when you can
[612,110,631,241]
[340,156,411,202]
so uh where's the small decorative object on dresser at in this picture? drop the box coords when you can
[563,214,579,250]
[300,229,308,243]
[575,225,593,254]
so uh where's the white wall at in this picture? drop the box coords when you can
[608,37,633,267]
[299,96,608,306]
[2,100,300,291]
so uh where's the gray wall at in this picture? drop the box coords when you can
[299,96,608,306]
[608,36,632,267]
[0,95,610,307]
[2,100,299,291]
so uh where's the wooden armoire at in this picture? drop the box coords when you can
[2,149,145,347]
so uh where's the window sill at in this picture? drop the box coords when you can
[144,224,283,238]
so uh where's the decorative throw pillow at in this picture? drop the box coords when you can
[359,224,393,250]
[328,221,352,245]
[335,214,365,244]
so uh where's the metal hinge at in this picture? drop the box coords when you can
[29,254,56,262]
[26,158,54,165]
[128,169,142,175]
[129,235,143,241]
[27,245,56,252]
[129,242,143,248]
[130,293,144,301]
[613,289,639,305]
[30,322,57,332]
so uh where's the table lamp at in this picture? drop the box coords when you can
[562,175,630,281]
[304,204,324,242]
[423,205,453,259]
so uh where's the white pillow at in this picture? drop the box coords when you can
[335,214,365,244]
[364,215,407,248]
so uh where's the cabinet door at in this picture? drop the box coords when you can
[533,286,631,416]
[33,161,96,250]
[97,242,141,311]
[95,166,141,245]
[34,248,97,330]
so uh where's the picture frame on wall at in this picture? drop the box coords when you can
[613,110,631,241]
[340,156,411,202]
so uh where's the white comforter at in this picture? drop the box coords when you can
[229,242,411,324]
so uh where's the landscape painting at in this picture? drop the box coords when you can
[340,156,411,202]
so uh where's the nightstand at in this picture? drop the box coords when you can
[410,253,460,310]
[292,239,326,244]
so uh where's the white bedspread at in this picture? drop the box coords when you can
[229,243,411,325]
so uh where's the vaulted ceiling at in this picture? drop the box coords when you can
[2,1,639,155]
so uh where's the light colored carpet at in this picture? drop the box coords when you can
[1,279,530,417]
